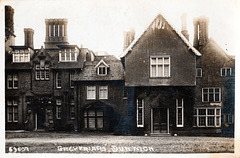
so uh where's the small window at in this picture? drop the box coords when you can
[95,60,109,76]
[35,62,49,80]
[99,86,108,99]
[176,99,184,127]
[196,68,202,77]
[7,74,18,89]
[56,72,62,88]
[150,56,170,77]
[70,72,74,88]
[87,86,96,100]
[56,99,62,119]
[70,99,75,119]
[221,68,232,77]
[202,88,221,102]
[7,98,18,122]
[98,66,107,76]
[137,99,144,127]
[59,49,77,62]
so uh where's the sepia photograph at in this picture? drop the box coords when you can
[1,0,240,157]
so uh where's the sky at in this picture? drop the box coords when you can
[2,0,240,57]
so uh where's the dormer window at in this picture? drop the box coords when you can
[98,66,107,75]
[12,49,30,63]
[95,59,109,76]
[59,49,77,62]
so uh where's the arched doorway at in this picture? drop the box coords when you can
[81,101,113,132]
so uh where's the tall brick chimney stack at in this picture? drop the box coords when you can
[24,28,34,49]
[44,18,69,49]
[5,5,16,52]
[123,28,135,51]
[193,16,209,49]
[198,16,209,47]
[181,13,189,41]
[193,18,199,49]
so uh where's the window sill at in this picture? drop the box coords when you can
[176,125,184,127]
[86,99,96,100]
[150,76,171,79]
[12,61,30,63]
[193,126,221,128]
[58,61,78,63]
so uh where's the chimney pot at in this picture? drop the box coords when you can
[181,13,189,41]
[123,28,135,51]
[24,28,34,49]
[193,16,209,49]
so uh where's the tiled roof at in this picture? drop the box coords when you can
[73,55,124,81]
[120,13,201,58]
[9,46,33,50]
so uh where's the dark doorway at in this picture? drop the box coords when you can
[37,107,45,129]
[152,108,169,133]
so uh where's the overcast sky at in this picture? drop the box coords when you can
[3,0,240,57]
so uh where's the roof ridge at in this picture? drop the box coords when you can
[120,13,201,58]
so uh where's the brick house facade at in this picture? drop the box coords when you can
[5,5,234,136]
[72,55,127,132]
[121,14,235,136]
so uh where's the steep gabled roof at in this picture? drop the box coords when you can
[31,46,52,61]
[120,13,201,58]
[199,38,235,67]
[95,59,110,68]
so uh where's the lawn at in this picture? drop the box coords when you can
[5,131,234,153]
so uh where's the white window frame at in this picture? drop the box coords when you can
[70,72,74,88]
[62,25,64,36]
[7,75,13,89]
[221,67,232,77]
[196,68,202,77]
[35,63,49,80]
[12,50,30,63]
[194,108,221,127]
[13,75,18,89]
[98,66,108,76]
[70,99,75,119]
[7,75,18,89]
[87,86,96,100]
[7,98,18,122]
[59,50,77,62]
[136,99,144,127]
[49,25,51,37]
[176,99,184,127]
[56,99,62,119]
[56,72,61,88]
[150,56,170,77]
[99,86,108,100]
[202,88,221,102]
[53,25,55,36]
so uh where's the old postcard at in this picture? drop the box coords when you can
[2,0,239,157]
